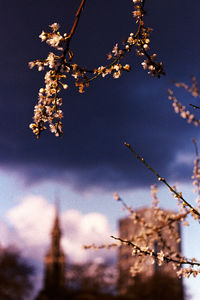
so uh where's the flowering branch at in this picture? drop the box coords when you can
[168,89,200,126]
[29,0,87,138]
[84,232,200,278]
[111,235,200,268]
[86,0,165,83]
[29,0,165,138]
[168,77,200,126]
[174,76,200,98]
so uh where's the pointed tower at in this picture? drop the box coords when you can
[43,201,66,298]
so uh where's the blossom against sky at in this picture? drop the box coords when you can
[1,0,200,299]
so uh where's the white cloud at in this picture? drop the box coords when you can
[7,195,54,246]
[4,195,115,263]
[61,210,115,263]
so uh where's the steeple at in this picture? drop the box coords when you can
[43,198,66,297]
[50,200,62,254]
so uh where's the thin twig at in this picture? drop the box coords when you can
[124,142,200,219]
[61,0,86,64]
[190,104,200,110]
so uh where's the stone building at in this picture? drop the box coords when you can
[118,208,184,299]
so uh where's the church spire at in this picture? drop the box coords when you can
[50,196,62,252]
[43,198,66,297]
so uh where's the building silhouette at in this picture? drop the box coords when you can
[35,205,67,300]
[118,208,184,300]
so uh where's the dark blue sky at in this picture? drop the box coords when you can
[1,0,200,191]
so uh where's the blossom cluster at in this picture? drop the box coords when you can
[29,22,92,137]
[29,24,67,137]
[128,238,200,279]
[168,89,200,126]
[175,76,200,98]
[130,0,164,78]
[177,266,200,278]
[94,62,131,80]
[104,0,165,79]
